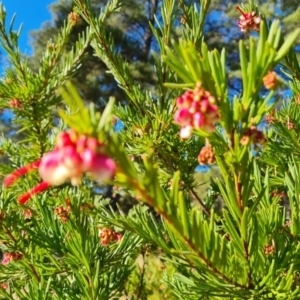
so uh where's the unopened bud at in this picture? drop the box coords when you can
[263,71,278,90]
[198,142,215,165]
[68,12,81,25]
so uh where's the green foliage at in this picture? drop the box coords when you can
[1,0,300,299]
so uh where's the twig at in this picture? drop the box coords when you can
[136,248,147,300]
[189,187,210,217]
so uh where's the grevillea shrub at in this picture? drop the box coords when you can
[1,0,300,299]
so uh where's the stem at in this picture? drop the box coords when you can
[189,187,210,217]
[236,6,246,17]
[28,263,41,283]
[179,0,192,28]
[234,171,243,211]
[136,248,147,299]
[4,228,40,282]
[4,228,17,244]
[125,175,248,289]
[243,240,253,288]
[143,0,158,58]
[182,232,249,289]
[155,149,211,217]
[283,57,300,82]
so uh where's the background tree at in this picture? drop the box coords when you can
[28,1,300,197]
[30,0,300,100]
[29,0,160,107]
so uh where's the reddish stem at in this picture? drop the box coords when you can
[18,181,50,205]
[234,172,243,211]
[236,6,246,16]
[4,160,41,187]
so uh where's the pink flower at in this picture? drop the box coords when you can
[89,154,116,182]
[2,252,23,265]
[236,6,261,32]
[56,131,74,149]
[81,148,96,170]
[4,130,116,204]
[176,91,193,108]
[39,150,72,186]
[86,137,101,152]
[179,125,193,139]
[75,135,88,152]
[174,83,219,138]
[174,108,193,127]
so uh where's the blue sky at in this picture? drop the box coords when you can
[1,0,53,54]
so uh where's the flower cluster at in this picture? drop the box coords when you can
[263,71,278,90]
[23,209,32,219]
[2,252,23,265]
[287,118,295,130]
[9,99,22,109]
[68,12,81,25]
[240,127,267,147]
[3,130,116,204]
[265,109,277,125]
[98,228,122,246]
[54,205,71,223]
[264,241,276,256]
[198,143,215,165]
[0,283,8,290]
[236,6,261,32]
[174,83,219,139]
[39,130,116,186]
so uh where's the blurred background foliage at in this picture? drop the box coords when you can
[29,0,300,102]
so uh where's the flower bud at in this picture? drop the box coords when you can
[198,143,215,165]
[56,132,74,149]
[39,150,70,186]
[179,125,193,139]
[2,252,23,265]
[68,12,81,25]
[236,6,261,32]
[54,205,71,223]
[89,154,116,182]
[9,99,22,109]
[263,71,278,90]
[98,228,121,246]
[174,108,193,127]
[176,91,193,108]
